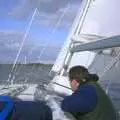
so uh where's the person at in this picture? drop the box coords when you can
[61,65,117,120]
[0,96,13,120]
[13,100,52,120]
[0,96,53,120]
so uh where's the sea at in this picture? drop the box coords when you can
[0,63,53,84]
[0,63,120,113]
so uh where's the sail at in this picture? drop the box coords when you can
[51,0,91,74]
[80,0,120,36]
[51,0,120,74]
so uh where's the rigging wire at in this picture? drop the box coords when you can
[84,44,120,94]
[7,8,37,83]
[35,3,71,63]
[8,0,72,86]
[10,2,43,78]
[24,1,72,81]
[12,8,37,72]
[98,48,120,77]
[14,0,91,89]
[7,0,116,93]
[98,48,120,94]
[86,47,120,94]
[56,0,92,77]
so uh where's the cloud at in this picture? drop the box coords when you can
[34,3,80,28]
[0,0,82,62]
[0,30,61,63]
[7,0,81,27]
[8,0,37,19]
[9,0,79,14]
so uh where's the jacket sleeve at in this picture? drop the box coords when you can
[0,96,13,120]
[61,84,97,113]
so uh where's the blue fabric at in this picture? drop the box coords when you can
[61,84,97,113]
[0,96,13,120]
[13,100,52,120]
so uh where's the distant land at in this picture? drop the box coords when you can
[0,63,53,84]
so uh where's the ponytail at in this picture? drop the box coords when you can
[86,74,99,82]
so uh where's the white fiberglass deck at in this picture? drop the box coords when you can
[0,84,24,95]
[17,84,37,101]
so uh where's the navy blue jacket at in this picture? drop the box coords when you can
[0,96,52,120]
[13,100,52,120]
[61,83,97,113]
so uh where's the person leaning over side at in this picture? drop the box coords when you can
[61,65,117,120]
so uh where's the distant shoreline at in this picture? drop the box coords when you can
[0,62,53,66]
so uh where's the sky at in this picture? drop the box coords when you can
[0,0,81,63]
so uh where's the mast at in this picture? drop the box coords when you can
[50,0,92,75]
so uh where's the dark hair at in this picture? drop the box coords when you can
[86,74,99,82]
[69,66,99,83]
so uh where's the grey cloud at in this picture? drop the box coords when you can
[38,0,72,13]
[9,0,79,14]
[8,0,81,27]
[34,2,81,28]
[0,30,61,63]
[8,0,37,18]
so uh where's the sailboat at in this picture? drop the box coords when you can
[45,0,120,119]
[0,0,120,119]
